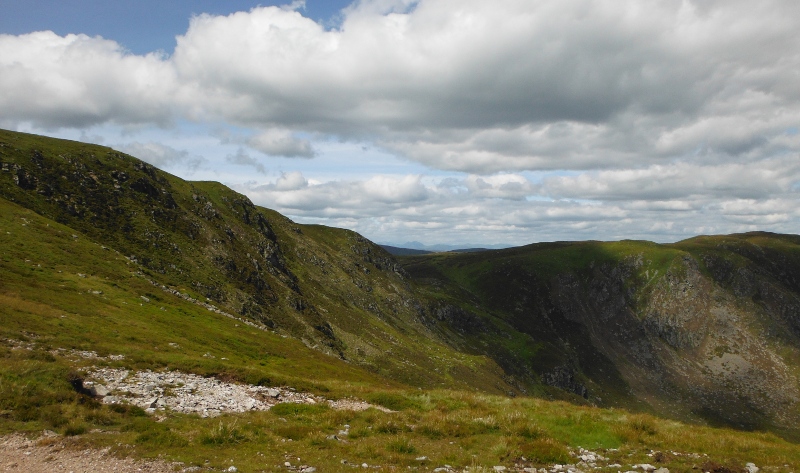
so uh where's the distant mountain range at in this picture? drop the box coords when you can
[379,244,495,255]
[380,241,508,253]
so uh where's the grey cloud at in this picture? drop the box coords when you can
[166,0,800,171]
[118,142,205,171]
[226,148,267,174]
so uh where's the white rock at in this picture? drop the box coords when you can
[654,468,669,473]
[494,467,507,472]
[745,463,759,473]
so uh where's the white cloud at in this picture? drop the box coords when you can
[234,159,799,245]
[541,157,800,201]
[0,31,176,128]
[275,171,309,190]
[363,175,428,203]
[247,129,315,158]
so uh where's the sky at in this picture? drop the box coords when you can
[1,0,798,248]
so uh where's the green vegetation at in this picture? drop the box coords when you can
[1,128,800,470]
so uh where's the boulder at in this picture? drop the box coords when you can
[89,384,109,397]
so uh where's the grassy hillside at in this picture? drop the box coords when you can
[0,128,513,394]
[401,235,800,439]
[1,128,800,470]
[1,195,798,471]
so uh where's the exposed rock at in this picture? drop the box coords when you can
[88,384,109,397]
[541,365,588,399]
[632,464,656,471]
[88,367,384,417]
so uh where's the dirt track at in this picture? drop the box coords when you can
[0,433,178,473]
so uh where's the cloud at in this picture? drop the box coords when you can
[165,0,800,171]
[282,0,307,12]
[363,175,428,203]
[117,141,205,171]
[1,1,799,244]
[275,171,308,190]
[236,160,799,245]
[0,31,176,128]
[3,1,800,173]
[541,157,800,201]
[225,148,267,174]
[247,129,315,158]
[463,174,536,200]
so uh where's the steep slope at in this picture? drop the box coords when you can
[401,236,800,438]
[0,195,388,392]
[0,128,510,393]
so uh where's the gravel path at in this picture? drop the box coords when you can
[0,433,179,473]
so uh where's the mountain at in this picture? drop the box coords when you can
[2,128,800,468]
[400,236,800,438]
[379,245,432,256]
[386,241,507,252]
[0,128,513,393]
[380,244,492,256]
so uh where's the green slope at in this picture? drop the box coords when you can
[0,128,512,393]
[401,236,800,439]
[2,128,800,469]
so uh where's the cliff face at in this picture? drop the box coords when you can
[401,236,800,436]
